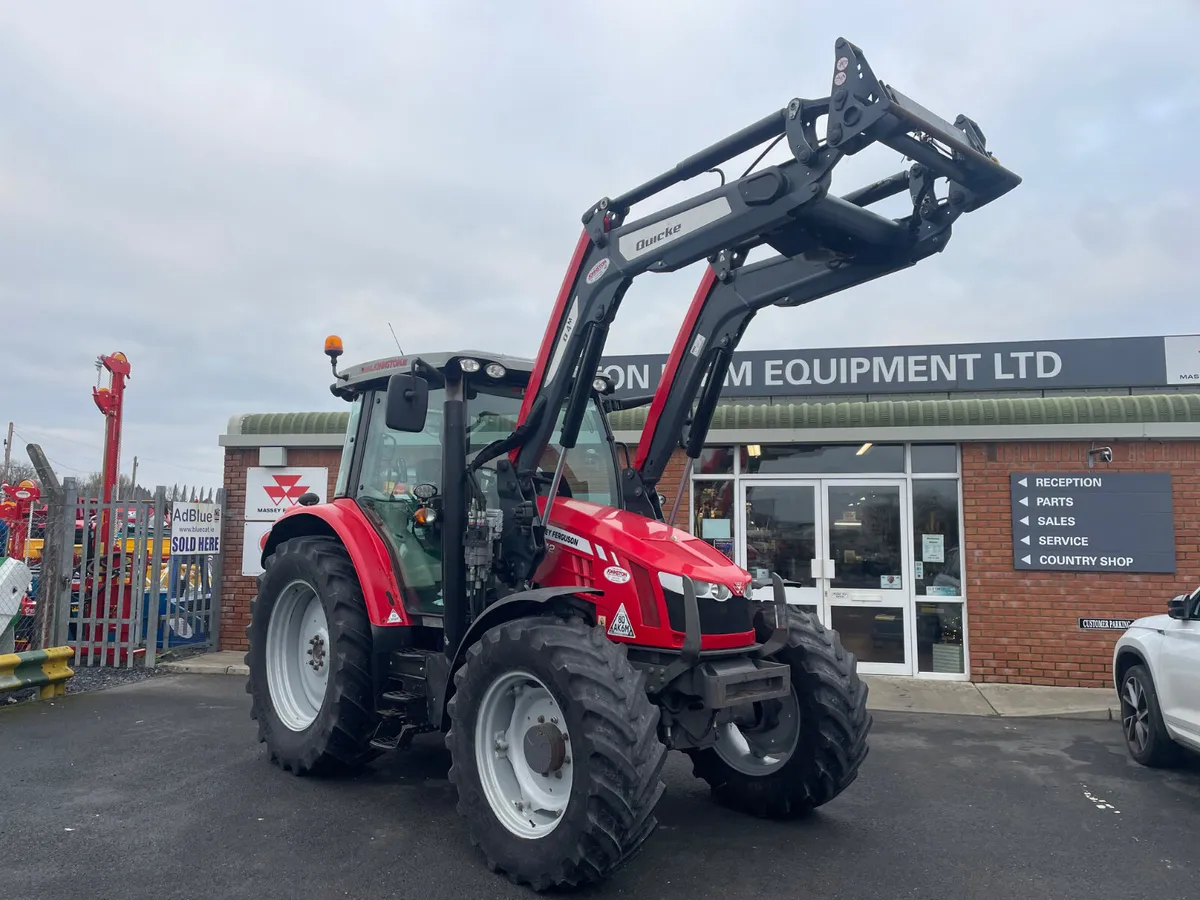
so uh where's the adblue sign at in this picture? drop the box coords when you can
[597,334,1196,399]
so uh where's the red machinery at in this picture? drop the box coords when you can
[245,38,1021,891]
[0,480,41,560]
[79,351,135,662]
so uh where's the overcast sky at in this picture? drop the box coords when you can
[1,1,1197,491]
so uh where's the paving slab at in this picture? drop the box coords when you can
[160,652,1119,720]
[159,650,248,676]
[862,674,997,716]
[976,682,1120,720]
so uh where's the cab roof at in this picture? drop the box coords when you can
[334,349,536,392]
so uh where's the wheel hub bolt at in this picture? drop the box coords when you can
[307,635,327,671]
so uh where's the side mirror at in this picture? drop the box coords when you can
[385,373,429,433]
[1167,594,1191,620]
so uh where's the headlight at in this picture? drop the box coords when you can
[743,583,755,601]
[458,357,481,373]
[485,362,506,379]
[657,572,731,601]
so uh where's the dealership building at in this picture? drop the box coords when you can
[217,333,1200,688]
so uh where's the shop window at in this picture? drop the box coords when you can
[741,443,905,475]
[912,479,961,597]
[826,485,904,590]
[744,483,818,588]
[695,446,735,475]
[831,607,906,665]
[916,602,964,674]
[911,444,958,474]
[691,479,736,561]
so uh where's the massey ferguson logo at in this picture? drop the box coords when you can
[1183,348,1200,381]
[264,474,310,507]
[636,222,682,253]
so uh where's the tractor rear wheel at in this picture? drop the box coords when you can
[446,614,667,891]
[687,607,871,817]
[245,535,382,775]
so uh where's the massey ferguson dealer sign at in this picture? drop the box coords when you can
[598,333,1200,399]
[244,467,328,520]
[242,467,329,576]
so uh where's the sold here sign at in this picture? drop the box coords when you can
[171,501,221,555]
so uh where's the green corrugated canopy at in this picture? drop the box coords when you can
[229,394,1200,437]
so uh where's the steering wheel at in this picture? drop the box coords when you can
[377,434,410,492]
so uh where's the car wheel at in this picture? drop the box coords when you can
[1119,664,1182,768]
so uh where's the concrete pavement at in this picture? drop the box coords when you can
[3,675,1196,900]
[162,650,1122,720]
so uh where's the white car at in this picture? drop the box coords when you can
[1112,584,1200,766]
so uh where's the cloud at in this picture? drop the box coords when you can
[0,1,1197,490]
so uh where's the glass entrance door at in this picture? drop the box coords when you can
[737,480,823,616]
[822,480,912,676]
[736,477,914,675]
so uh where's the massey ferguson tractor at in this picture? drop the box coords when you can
[245,38,1020,890]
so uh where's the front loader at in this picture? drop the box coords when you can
[244,38,1020,891]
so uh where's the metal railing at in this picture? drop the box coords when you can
[14,479,228,667]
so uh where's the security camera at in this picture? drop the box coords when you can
[1087,446,1113,467]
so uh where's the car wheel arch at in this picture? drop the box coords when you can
[1115,645,1150,688]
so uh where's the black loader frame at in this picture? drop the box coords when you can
[477,37,1018,584]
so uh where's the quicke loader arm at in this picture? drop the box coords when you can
[627,101,1021,518]
[498,38,1018,507]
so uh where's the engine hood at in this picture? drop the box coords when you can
[540,498,751,587]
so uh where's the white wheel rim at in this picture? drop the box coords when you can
[474,670,573,839]
[714,687,802,776]
[265,579,330,732]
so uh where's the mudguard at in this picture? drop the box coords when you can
[263,499,411,628]
[432,585,602,729]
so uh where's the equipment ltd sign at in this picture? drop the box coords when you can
[242,467,328,576]
[598,333,1195,399]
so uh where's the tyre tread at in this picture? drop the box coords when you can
[445,614,666,891]
[245,535,381,776]
[688,608,871,817]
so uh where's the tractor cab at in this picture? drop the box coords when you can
[321,344,623,616]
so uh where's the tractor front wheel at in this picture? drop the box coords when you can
[245,535,381,775]
[687,607,871,817]
[446,614,667,891]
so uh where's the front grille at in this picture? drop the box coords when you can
[663,589,752,635]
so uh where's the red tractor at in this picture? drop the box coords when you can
[245,38,1020,890]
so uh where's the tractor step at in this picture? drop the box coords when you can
[381,689,421,703]
[370,722,435,752]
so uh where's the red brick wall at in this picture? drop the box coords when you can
[218,443,690,650]
[219,447,343,652]
[220,440,1198,687]
[962,440,1199,688]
